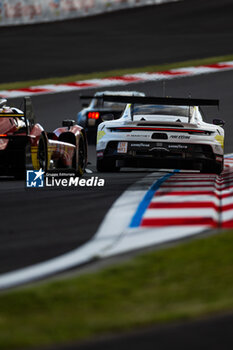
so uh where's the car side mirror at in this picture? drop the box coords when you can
[62,119,75,129]
[213,119,225,126]
[24,96,36,127]
[101,113,115,121]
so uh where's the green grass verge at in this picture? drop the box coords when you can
[1,230,233,349]
[1,54,233,91]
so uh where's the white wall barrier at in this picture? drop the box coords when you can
[0,0,178,26]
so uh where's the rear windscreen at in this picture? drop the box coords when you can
[93,99,126,110]
[132,104,192,117]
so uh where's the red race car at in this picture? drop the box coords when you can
[0,97,87,178]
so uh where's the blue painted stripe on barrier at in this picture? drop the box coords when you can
[129,170,179,228]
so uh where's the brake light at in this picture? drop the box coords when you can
[88,112,100,120]
[0,134,7,137]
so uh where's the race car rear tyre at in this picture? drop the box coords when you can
[200,161,223,175]
[15,143,33,180]
[87,129,97,145]
[38,132,48,171]
[77,133,86,176]
[96,158,120,172]
[212,161,224,175]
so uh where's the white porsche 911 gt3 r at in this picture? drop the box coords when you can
[96,96,225,174]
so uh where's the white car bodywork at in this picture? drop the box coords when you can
[96,100,224,174]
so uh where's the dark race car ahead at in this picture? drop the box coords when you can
[96,95,225,174]
[0,97,87,178]
[77,91,145,143]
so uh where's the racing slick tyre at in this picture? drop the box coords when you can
[212,161,224,175]
[38,132,48,171]
[200,160,224,175]
[96,157,120,172]
[87,129,97,145]
[14,142,33,180]
[76,133,87,176]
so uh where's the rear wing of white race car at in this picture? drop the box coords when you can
[99,95,219,107]
[96,95,219,121]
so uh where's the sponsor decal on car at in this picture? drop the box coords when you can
[130,143,150,148]
[126,131,151,138]
[168,144,188,149]
[215,135,224,148]
[170,135,190,139]
[97,130,106,143]
[126,134,151,138]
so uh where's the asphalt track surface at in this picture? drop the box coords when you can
[0,0,233,83]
